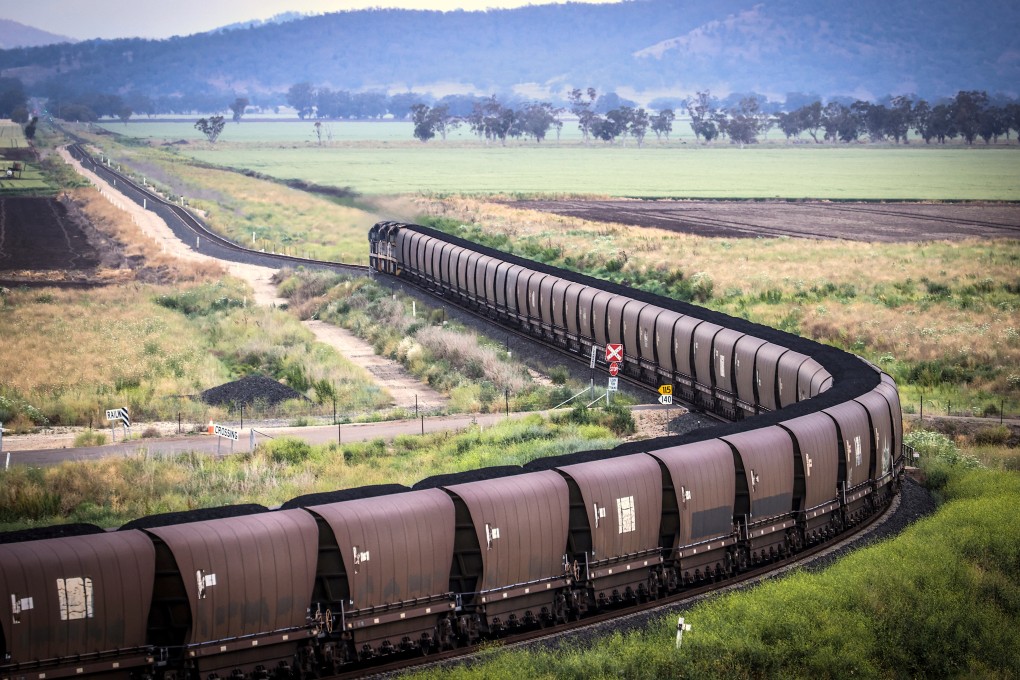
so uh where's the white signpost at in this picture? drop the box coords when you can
[214,424,239,454]
[105,407,130,441]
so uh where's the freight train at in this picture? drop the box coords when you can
[0,221,904,680]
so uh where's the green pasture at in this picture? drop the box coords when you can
[182,145,1020,200]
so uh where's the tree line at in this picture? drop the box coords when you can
[408,89,1020,146]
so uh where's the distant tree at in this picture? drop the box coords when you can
[194,115,226,143]
[775,111,802,141]
[520,102,558,142]
[913,100,935,143]
[686,91,719,144]
[887,95,913,143]
[629,108,649,147]
[229,97,249,123]
[287,82,316,119]
[977,106,1006,144]
[650,108,675,141]
[1006,103,1020,143]
[117,106,133,125]
[821,102,862,143]
[929,103,957,144]
[952,90,988,144]
[480,96,514,146]
[797,101,823,142]
[11,106,29,124]
[410,103,436,142]
[721,97,766,146]
[568,87,598,145]
[854,101,888,142]
[24,116,38,140]
[313,120,323,145]
[603,107,633,144]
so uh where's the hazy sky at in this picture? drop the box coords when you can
[3,0,622,41]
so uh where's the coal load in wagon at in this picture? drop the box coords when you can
[199,374,309,407]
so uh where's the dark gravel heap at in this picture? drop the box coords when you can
[0,523,105,545]
[199,374,308,407]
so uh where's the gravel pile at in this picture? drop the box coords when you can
[199,374,308,407]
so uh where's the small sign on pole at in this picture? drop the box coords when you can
[589,345,597,369]
[106,407,130,441]
[213,424,239,455]
[609,362,620,377]
[607,377,619,392]
[605,343,624,363]
[659,394,673,405]
[658,385,673,396]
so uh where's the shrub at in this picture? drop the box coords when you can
[974,425,1010,446]
[73,430,107,447]
[263,437,312,464]
[548,366,570,385]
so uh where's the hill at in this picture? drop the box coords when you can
[0,19,75,49]
[0,0,1015,104]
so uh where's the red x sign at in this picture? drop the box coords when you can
[605,343,624,363]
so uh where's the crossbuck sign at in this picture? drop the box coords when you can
[605,343,624,363]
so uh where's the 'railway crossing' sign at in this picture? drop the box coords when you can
[605,343,624,363]
[214,424,239,441]
[105,407,130,427]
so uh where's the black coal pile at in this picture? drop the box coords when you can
[199,374,308,407]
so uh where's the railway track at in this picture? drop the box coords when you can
[65,141,369,276]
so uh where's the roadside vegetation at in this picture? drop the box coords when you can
[0,413,625,531]
[414,198,1020,417]
[274,269,611,414]
[404,435,1019,680]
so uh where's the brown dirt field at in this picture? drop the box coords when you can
[510,199,1020,241]
[0,197,101,272]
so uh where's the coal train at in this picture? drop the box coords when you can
[0,221,904,680]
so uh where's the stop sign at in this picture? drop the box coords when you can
[609,362,620,376]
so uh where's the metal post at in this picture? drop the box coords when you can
[333,395,336,425]
[196,236,200,249]
[111,421,116,443]
[415,394,418,418]
[421,416,425,435]
[240,405,244,429]
[178,412,181,434]
[143,198,146,209]
[919,391,923,422]
[1001,399,1005,425]
[505,388,510,416]
[338,423,341,445]
[217,436,221,456]
[947,401,951,416]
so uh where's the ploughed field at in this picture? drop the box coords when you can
[0,197,100,273]
[509,199,1020,242]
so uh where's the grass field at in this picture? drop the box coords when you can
[184,145,1020,199]
[94,120,1020,200]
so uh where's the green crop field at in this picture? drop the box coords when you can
[97,120,1020,200]
[182,145,1020,200]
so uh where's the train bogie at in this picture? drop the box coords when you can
[556,454,664,607]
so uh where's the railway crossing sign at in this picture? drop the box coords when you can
[605,343,624,363]
[658,394,673,405]
[609,362,620,376]
[105,407,130,427]
[214,424,239,441]
[658,385,673,396]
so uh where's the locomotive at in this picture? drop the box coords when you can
[0,221,903,679]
